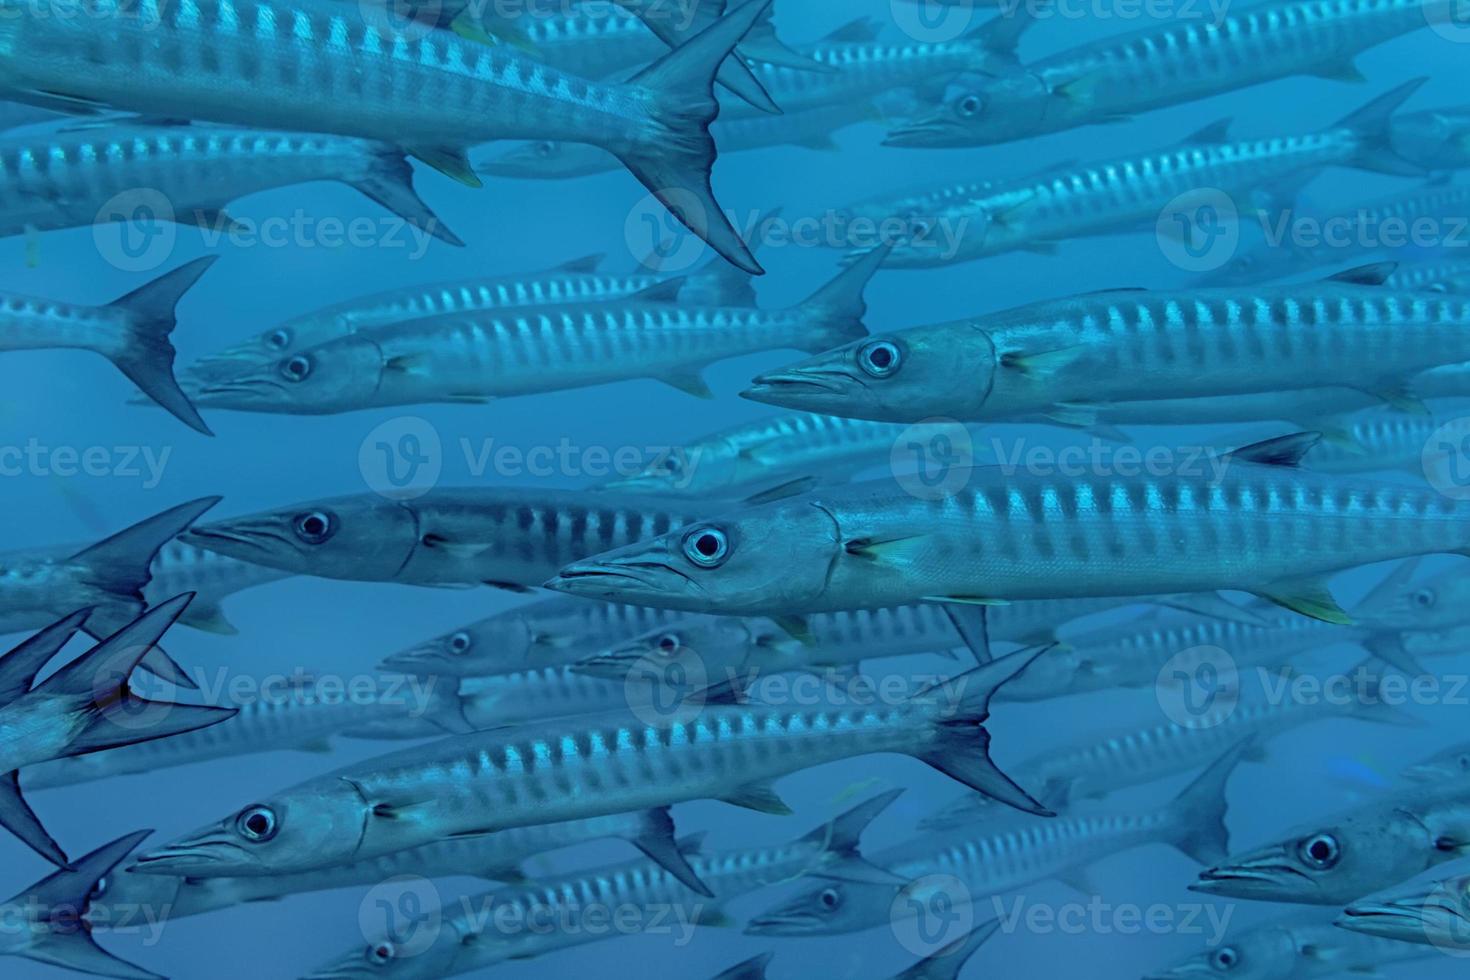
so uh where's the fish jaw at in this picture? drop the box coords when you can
[1191,844,1325,902]
[1338,876,1470,949]
[128,825,266,877]
[546,553,709,610]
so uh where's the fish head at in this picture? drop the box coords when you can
[1355,562,1468,631]
[1339,873,1470,951]
[1402,741,1470,783]
[594,441,727,496]
[883,71,1047,148]
[184,494,420,581]
[378,614,536,676]
[1192,802,1441,904]
[477,139,613,179]
[1389,110,1470,170]
[547,500,842,615]
[743,878,897,936]
[131,782,368,877]
[744,324,995,422]
[1143,923,1301,980]
[189,338,385,414]
[184,312,342,382]
[573,616,754,681]
[303,928,466,980]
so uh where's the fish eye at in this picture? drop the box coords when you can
[956,93,983,118]
[90,875,110,899]
[449,631,473,654]
[819,887,842,910]
[265,328,292,351]
[280,354,313,383]
[366,942,397,965]
[533,142,555,158]
[1210,946,1239,971]
[658,455,684,475]
[235,804,280,843]
[654,633,682,657]
[1413,589,1437,609]
[1459,754,1470,771]
[293,510,336,545]
[1298,832,1341,870]
[682,526,730,569]
[857,339,903,378]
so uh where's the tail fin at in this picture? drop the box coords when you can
[1162,742,1246,866]
[0,771,67,866]
[107,256,219,435]
[3,829,164,980]
[735,0,834,73]
[1336,78,1429,176]
[913,647,1055,816]
[622,0,782,111]
[677,208,783,306]
[0,608,91,705]
[37,594,238,756]
[793,244,893,352]
[69,496,222,688]
[623,806,713,897]
[617,0,774,276]
[892,920,1002,980]
[801,789,907,885]
[711,953,775,980]
[350,148,465,247]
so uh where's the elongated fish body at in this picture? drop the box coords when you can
[0,285,157,361]
[1393,104,1470,171]
[549,436,1470,625]
[600,412,911,496]
[1302,412,1445,474]
[133,656,1046,878]
[184,488,708,587]
[1194,782,1470,903]
[92,809,670,925]
[0,100,57,131]
[516,5,665,80]
[748,276,1470,425]
[1148,916,1433,979]
[458,667,627,726]
[1387,257,1470,295]
[888,0,1438,148]
[0,123,455,243]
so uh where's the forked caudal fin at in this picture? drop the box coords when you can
[800,789,908,885]
[624,806,715,897]
[616,0,775,276]
[1162,742,1247,866]
[1,829,164,980]
[793,244,894,352]
[890,920,1002,980]
[107,256,219,436]
[352,148,466,247]
[1336,77,1430,176]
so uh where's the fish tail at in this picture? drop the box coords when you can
[624,806,713,897]
[798,789,907,884]
[67,497,221,688]
[736,2,835,74]
[39,595,237,754]
[5,829,165,979]
[1337,77,1430,176]
[350,147,466,248]
[914,647,1054,816]
[108,255,219,435]
[794,243,894,352]
[896,921,1002,980]
[616,0,773,277]
[1162,742,1247,866]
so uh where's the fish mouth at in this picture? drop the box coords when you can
[1339,888,1470,947]
[743,909,829,936]
[742,369,862,409]
[130,836,257,876]
[376,646,455,674]
[568,650,641,681]
[1190,858,1315,898]
[882,116,963,148]
[183,520,295,562]
[545,558,702,603]
[188,375,295,410]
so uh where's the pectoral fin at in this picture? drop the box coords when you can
[1253,577,1354,625]
[720,780,793,815]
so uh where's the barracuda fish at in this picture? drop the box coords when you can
[1,497,220,686]
[1338,871,1470,950]
[1144,914,1432,980]
[302,792,904,979]
[93,807,711,925]
[549,433,1470,629]
[0,0,775,274]
[1402,740,1470,782]
[1202,179,1470,288]
[450,666,627,727]
[923,676,1416,830]
[885,0,1441,148]
[129,650,1052,880]
[0,123,460,246]
[745,746,1243,938]
[138,539,289,634]
[0,256,216,433]
[182,487,711,589]
[186,246,887,415]
[744,264,1470,427]
[0,830,162,979]
[0,597,237,866]
[1192,781,1470,903]
[1386,256,1470,294]
[22,674,471,790]
[0,99,58,131]
[1291,412,1447,475]
[1394,104,1470,171]
[183,254,753,383]
[859,82,1433,269]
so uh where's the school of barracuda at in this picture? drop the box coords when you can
[1,0,1469,977]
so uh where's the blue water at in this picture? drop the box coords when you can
[1,1,1467,977]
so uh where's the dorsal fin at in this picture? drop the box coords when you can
[823,17,880,43]
[629,278,687,304]
[554,253,605,274]
[1183,118,1233,145]
[1226,432,1322,467]
[1324,263,1398,286]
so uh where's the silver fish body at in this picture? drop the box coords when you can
[1392,104,1470,171]
[1146,915,1432,979]
[1338,871,1470,950]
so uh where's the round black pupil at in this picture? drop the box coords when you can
[1310,840,1331,860]
[697,534,720,557]
[290,358,306,375]
[247,813,270,835]
[303,516,325,535]
[869,346,894,368]
[659,636,677,651]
